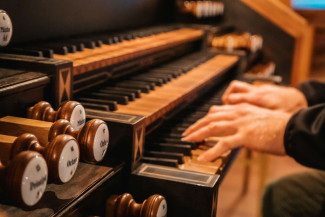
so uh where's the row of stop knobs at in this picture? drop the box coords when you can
[0,101,109,206]
[179,1,224,19]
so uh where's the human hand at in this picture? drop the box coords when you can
[221,80,307,114]
[182,103,291,162]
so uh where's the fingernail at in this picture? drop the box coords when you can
[197,155,204,161]
[181,136,189,141]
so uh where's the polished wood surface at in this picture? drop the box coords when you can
[0,116,108,163]
[53,28,204,75]
[116,55,238,126]
[0,134,15,163]
[240,0,314,86]
[0,116,52,145]
[106,193,167,217]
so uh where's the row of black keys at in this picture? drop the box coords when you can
[1,25,181,58]
[75,51,217,111]
[142,83,229,168]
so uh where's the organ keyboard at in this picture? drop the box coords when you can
[84,52,238,126]
[52,27,204,75]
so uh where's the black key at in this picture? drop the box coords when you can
[129,76,164,86]
[2,48,43,57]
[116,80,155,90]
[150,69,181,78]
[77,97,118,111]
[114,83,150,93]
[41,42,78,53]
[35,43,69,55]
[98,89,135,101]
[22,46,54,58]
[65,39,96,49]
[158,66,185,74]
[59,40,85,51]
[146,143,192,156]
[145,71,173,81]
[83,92,129,105]
[146,137,198,149]
[172,116,201,124]
[135,74,168,83]
[142,157,178,167]
[102,86,142,98]
[145,151,184,164]
[81,102,110,111]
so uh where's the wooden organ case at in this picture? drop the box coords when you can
[0,0,313,217]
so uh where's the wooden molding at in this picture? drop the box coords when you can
[241,0,314,86]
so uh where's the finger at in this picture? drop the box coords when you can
[226,93,252,105]
[222,81,253,104]
[198,136,241,161]
[208,105,221,114]
[182,121,237,142]
[207,104,236,114]
[182,111,237,136]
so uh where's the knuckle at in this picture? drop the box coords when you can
[207,122,218,133]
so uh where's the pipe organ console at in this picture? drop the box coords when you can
[0,0,313,216]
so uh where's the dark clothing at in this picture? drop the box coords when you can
[284,81,325,170]
[298,81,325,106]
[262,170,325,217]
[264,81,325,217]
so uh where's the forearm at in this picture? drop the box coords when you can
[284,103,325,170]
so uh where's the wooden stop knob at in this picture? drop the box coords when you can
[106,193,167,217]
[49,119,109,163]
[27,101,86,130]
[0,151,48,207]
[10,133,79,183]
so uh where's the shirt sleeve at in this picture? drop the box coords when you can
[298,81,325,106]
[284,103,325,170]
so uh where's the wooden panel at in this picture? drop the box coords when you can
[241,0,307,37]
[1,0,166,43]
[297,10,325,28]
[240,0,314,86]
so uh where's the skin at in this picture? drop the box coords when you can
[182,81,308,162]
[221,80,308,114]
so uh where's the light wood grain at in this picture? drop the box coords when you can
[0,116,52,145]
[0,134,16,164]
